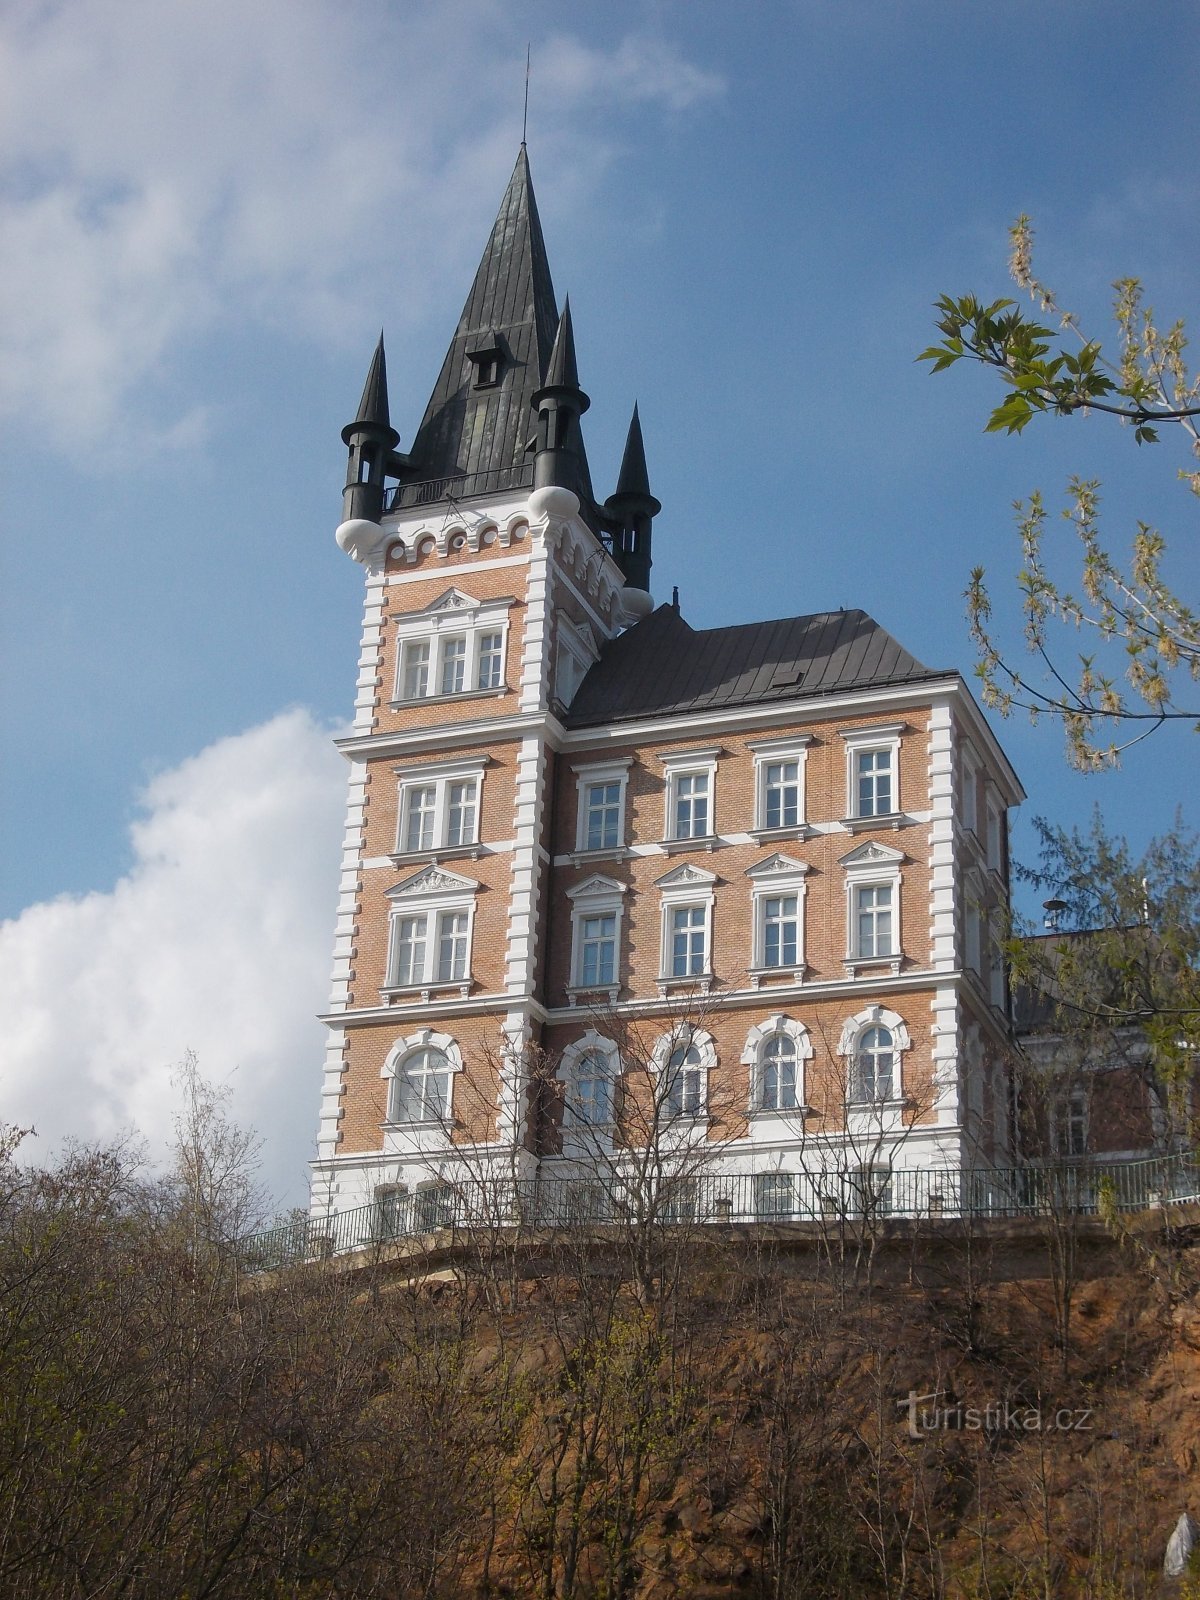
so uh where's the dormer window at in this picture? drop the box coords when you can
[467,331,504,390]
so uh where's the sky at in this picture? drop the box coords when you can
[3,0,1199,1213]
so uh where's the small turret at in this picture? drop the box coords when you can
[604,402,661,595]
[531,299,591,493]
[340,333,400,526]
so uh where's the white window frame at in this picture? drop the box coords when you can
[566,875,627,1004]
[839,723,905,827]
[746,853,810,983]
[554,615,600,711]
[987,909,1007,1011]
[382,865,480,997]
[393,755,488,858]
[572,757,633,857]
[748,735,812,836]
[653,863,717,992]
[391,587,512,705]
[964,871,985,976]
[557,1030,621,1149]
[837,1005,912,1109]
[754,1171,796,1219]
[380,1028,464,1130]
[658,747,721,847]
[1053,1081,1090,1159]
[959,740,980,837]
[652,1023,718,1122]
[741,1014,815,1117]
[985,789,1005,874]
[839,841,904,974]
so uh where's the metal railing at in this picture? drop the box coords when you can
[382,462,534,513]
[235,1151,1200,1274]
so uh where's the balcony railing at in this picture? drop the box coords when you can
[235,1151,1200,1274]
[382,462,534,513]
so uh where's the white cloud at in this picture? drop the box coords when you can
[0,709,346,1211]
[0,1,723,447]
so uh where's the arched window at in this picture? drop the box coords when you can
[665,1044,704,1118]
[838,1007,910,1108]
[741,1015,813,1116]
[760,1034,799,1111]
[568,1049,613,1127]
[851,1027,894,1104]
[388,1046,453,1124]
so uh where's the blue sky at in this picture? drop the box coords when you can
[3,0,1198,1207]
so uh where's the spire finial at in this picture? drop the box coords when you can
[522,43,530,145]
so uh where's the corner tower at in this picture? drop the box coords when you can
[313,150,652,1221]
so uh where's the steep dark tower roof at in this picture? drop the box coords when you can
[565,605,940,727]
[343,331,397,445]
[614,402,653,500]
[397,148,593,506]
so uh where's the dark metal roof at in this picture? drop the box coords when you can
[565,604,942,728]
[399,148,593,506]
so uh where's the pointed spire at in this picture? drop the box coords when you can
[339,333,400,526]
[604,402,660,595]
[354,331,391,430]
[543,296,582,393]
[402,147,590,502]
[614,402,656,503]
[343,332,398,446]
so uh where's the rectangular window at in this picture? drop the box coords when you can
[673,772,709,839]
[397,769,483,855]
[579,914,617,987]
[401,641,430,700]
[439,636,467,695]
[446,781,477,847]
[763,894,799,967]
[764,760,800,829]
[477,631,503,690]
[855,884,893,958]
[670,905,707,977]
[584,782,622,851]
[1057,1084,1089,1158]
[855,749,892,817]
[754,1172,795,1219]
[436,911,470,982]
[986,802,1003,871]
[393,915,428,986]
[404,787,437,853]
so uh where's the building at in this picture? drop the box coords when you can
[308,148,1025,1230]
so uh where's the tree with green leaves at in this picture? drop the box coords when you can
[921,217,1200,768]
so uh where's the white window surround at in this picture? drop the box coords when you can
[959,740,980,837]
[837,1005,912,1108]
[657,747,721,848]
[382,865,480,998]
[747,735,813,837]
[391,587,512,705]
[651,1024,718,1120]
[565,875,628,1004]
[964,873,984,977]
[654,863,717,992]
[746,853,810,983]
[839,840,904,975]
[988,910,1007,1011]
[572,756,633,857]
[392,754,488,858]
[741,1014,815,1117]
[839,722,906,828]
[380,1027,464,1130]
[985,789,1005,874]
[555,615,601,710]
[557,1030,621,1145]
